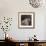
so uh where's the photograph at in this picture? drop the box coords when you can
[18,12,35,29]
[21,15,32,26]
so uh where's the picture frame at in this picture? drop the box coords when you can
[18,12,35,29]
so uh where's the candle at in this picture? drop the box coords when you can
[3,33,5,38]
[6,34,8,37]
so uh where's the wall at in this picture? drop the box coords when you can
[0,0,46,40]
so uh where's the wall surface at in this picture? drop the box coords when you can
[0,0,46,40]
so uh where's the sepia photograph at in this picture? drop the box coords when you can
[18,12,35,29]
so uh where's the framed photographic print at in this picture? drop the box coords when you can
[18,12,35,29]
